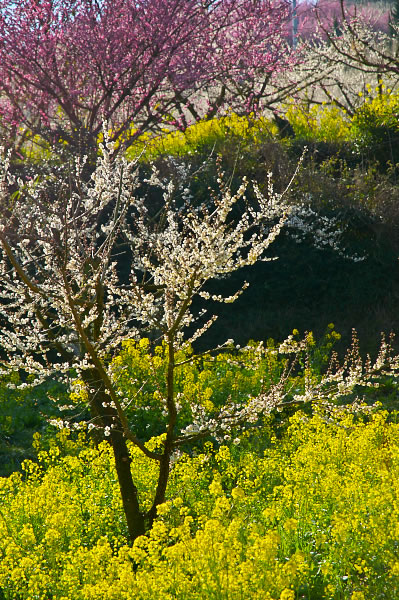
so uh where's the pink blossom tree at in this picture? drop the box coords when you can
[0,0,293,159]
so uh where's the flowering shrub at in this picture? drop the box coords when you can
[284,102,350,143]
[2,128,399,542]
[124,91,399,166]
[126,113,278,161]
[350,90,399,164]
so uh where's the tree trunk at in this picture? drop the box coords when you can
[82,369,146,542]
[146,450,170,526]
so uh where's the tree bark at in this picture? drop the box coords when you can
[82,369,146,542]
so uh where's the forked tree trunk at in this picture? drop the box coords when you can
[82,369,146,542]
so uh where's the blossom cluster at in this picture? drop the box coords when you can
[0,138,294,448]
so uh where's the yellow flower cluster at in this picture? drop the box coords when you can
[285,102,351,143]
[125,112,278,161]
[121,90,399,161]
[0,409,398,598]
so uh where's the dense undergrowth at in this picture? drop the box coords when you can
[0,410,398,599]
[1,329,399,598]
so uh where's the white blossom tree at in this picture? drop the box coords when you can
[0,140,294,539]
[0,141,393,542]
[272,1,398,117]
[307,0,398,110]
